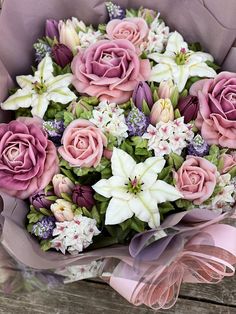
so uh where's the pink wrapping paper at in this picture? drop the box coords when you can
[1,0,236,309]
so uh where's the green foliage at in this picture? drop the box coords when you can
[53,63,72,76]
[15,107,32,118]
[205,60,220,72]
[229,166,236,178]
[27,206,44,224]
[159,202,175,215]
[188,42,202,52]
[45,102,68,120]
[40,240,52,252]
[204,144,221,167]
[158,165,173,184]
[63,111,74,126]
[175,199,193,209]
[168,153,184,170]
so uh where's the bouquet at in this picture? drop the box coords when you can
[0,0,236,310]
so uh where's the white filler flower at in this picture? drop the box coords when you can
[92,147,182,228]
[148,31,216,92]
[1,54,76,118]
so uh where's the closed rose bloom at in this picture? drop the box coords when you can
[58,19,80,51]
[71,39,150,104]
[51,199,74,222]
[150,99,174,125]
[190,72,236,148]
[174,156,217,205]
[106,17,149,47]
[52,174,75,197]
[58,119,107,168]
[0,118,59,199]
[72,184,95,209]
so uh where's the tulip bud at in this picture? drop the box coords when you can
[51,44,73,68]
[72,185,95,210]
[51,199,74,222]
[30,190,54,211]
[150,99,174,125]
[178,95,199,123]
[52,174,75,197]
[45,19,59,40]
[158,79,175,99]
[138,8,156,24]
[132,81,153,114]
[58,19,80,51]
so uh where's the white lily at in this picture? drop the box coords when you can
[92,148,182,228]
[148,31,216,92]
[1,55,76,118]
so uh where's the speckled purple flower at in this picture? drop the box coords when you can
[43,120,65,145]
[105,2,126,20]
[32,216,56,240]
[187,135,210,157]
[126,107,149,136]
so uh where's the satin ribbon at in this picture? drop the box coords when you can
[108,223,236,310]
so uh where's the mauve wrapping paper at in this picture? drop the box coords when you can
[0,0,236,270]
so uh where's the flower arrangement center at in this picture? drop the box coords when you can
[126,176,143,194]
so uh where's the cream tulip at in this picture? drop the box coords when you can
[51,199,74,222]
[150,98,174,125]
[58,19,80,51]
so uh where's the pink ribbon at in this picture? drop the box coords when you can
[108,224,236,310]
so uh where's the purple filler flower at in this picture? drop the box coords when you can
[132,81,153,113]
[51,44,73,68]
[30,190,54,211]
[32,216,56,240]
[187,135,210,157]
[45,19,59,39]
[126,107,149,136]
[105,2,126,20]
[72,185,95,210]
[43,120,65,145]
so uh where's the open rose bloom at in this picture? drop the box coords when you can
[1,0,236,311]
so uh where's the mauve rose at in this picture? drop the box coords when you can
[219,153,236,174]
[106,18,148,47]
[174,156,217,205]
[190,72,236,148]
[0,118,59,199]
[71,39,151,103]
[58,119,107,168]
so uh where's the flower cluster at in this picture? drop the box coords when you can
[51,215,100,254]
[143,117,194,156]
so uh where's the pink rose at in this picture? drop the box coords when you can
[0,118,59,199]
[174,156,217,205]
[106,18,148,47]
[58,119,107,168]
[71,39,151,103]
[219,153,236,174]
[191,72,236,148]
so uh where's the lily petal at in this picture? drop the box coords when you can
[165,31,188,54]
[129,190,160,228]
[189,62,216,79]
[111,147,136,179]
[149,63,173,83]
[172,65,190,92]
[149,180,183,203]
[35,54,53,81]
[105,198,133,225]
[92,178,113,198]
[31,94,49,118]
[47,73,73,91]
[1,89,33,110]
[16,75,35,90]
[47,87,76,104]
[148,53,176,65]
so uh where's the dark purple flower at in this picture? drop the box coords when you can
[72,185,95,210]
[32,216,56,240]
[51,44,73,68]
[43,120,65,145]
[30,190,54,211]
[187,135,210,157]
[126,107,149,136]
[45,19,59,39]
[105,2,126,20]
[178,95,199,123]
[132,81,153,113]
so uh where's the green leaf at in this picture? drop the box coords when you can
[170,87,179,108]
[205,60,221,71]
[120,140,134,156]
[168,153,184,170]
[40,240,52,252]
[45,184,53,194]
[153,90,159,102]
[188,42,202,52]
[209,144,220,156]
[130,217,146,233]
[94,193,109,202]
[81,206,92,218]
[229,166,236,178]
[60,168,76,183]
[159,202,175,214]
[180,89,188,98]
[101,167,112,179]
[158,165,172,181]
[27,223,34,233]
[60,192,72,202]
[74,208,83,216]
[99,201,109,215]
[120,219,132,231]
[39,208,53,216]
[27,210,44,224]
[142,100,151,115]
[46,195,58,201]
[175,199,192,209]
[91,206,101,224]
[174,108,181,119]
[64,111,74,126]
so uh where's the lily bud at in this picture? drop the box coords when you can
[52,174,75,197]
[178,95,199,123]
[58,19,80,51]
[72,185,95,210]
[132,81,153,114]
[51,44,73,68]
[51,199,74,222]
[45,19,59,40]
[150,99,174,125]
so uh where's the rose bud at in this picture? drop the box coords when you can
[58,19,80,51]
[178,95,199,123]
[158,79,175,99]
[52,174,75,197]
[132,81,153,114]
[45,19,59,40]
[30,190,54,211]
[51,44,73,68]
[150,99,174,125]
[51,199,74,222]
[72,185,95,210]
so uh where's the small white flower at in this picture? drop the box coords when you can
[78,29,103,49]
[148,31,216,91]
[92,148,182,228]
[90,101,128,144]
[143,117,194,157]
[1,55,76,118]
[51,215,100,255]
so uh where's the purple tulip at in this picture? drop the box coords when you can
[51,44,73,68]
[178,95,199,123]
[30,190,54,211]
[45,19,59,39]
[132,81,153,113]
[72,185,95,210]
